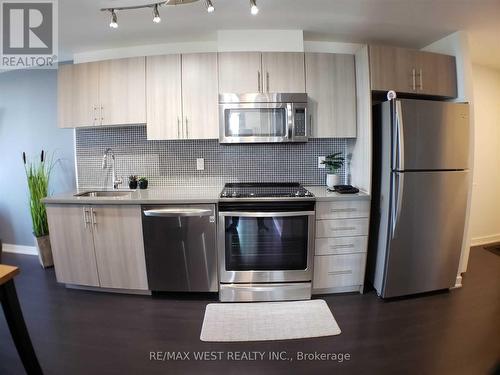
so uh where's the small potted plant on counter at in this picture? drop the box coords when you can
[322,152,344,189]
[138,177,149,190]
[128,175,138,189]
[22,150,54,268]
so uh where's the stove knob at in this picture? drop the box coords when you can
[304,191,313,197]
[221,191,228,197]
[295,191,304,197]
[231,192,238,198]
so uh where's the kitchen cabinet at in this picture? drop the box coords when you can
[218,52,262,93]
[181,53,219,139]
[261,52,305,92]
[312,199,370,294]
[218,52,305,93]
[369,45,457,98]
[57,63,99,128]
[46,205,99,286]
[57,57,146,128]
[146,54,183,140]
[305,53,356,138]
[46,204,148,291]
[98,57,147,126]
[146,53,218,140]
[91,205,148,290]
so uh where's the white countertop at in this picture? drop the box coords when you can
[304,186,370,201]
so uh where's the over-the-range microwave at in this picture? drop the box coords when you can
[219,93,309,144]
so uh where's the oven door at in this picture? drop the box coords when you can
[218,203,315,283]
[219,102,291,143]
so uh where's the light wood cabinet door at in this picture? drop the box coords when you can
[91,205,148,290]
[146,54,183,140]
[181,53,219,139]
[46,205,99,287]
[98,57,146,126]
[417,51,457,98]
[218,52,262,93]
[369,45,417,94]
[57,63,99,128]
[305,53,356,138]
[262,52,305,93]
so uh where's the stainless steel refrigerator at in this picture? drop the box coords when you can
[369,98,470,298]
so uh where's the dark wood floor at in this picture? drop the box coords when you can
[1,246,499,375]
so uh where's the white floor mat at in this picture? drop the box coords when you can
[200,299,341,342]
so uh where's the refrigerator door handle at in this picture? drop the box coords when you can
[392,172,404,238]
[395,100,405,171]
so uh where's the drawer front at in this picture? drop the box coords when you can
[316,218,369,238]
[316,200,370,220]
[313,253,366,289]
[315,236,368,255]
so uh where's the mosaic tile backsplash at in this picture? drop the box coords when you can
[75,126,348,189]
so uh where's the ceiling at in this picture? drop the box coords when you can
[59,0,500,69]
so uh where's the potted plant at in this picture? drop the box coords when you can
[138,177,149,190]
[23,150,54,268]
[321,152,344,189]
[128,175,138,189]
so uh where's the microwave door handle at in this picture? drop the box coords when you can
[287,103,293,140]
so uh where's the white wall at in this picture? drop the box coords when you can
[470,64,500,245]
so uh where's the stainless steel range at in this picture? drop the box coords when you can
[218,183,315,302]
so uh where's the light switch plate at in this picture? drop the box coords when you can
[318,156,326,169]
[196,158,205,171]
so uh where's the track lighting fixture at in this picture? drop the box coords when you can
[102,1,259,29]
[152,4,161,23]
[250,0,259,15]
[109,9,118,28]
[205,0,215,13]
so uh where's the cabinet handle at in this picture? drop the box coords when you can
[257,71,261,92]
[177,117,180,138]
[83,208,90,229]
[330,208,356,213]
[419,68,423,90]
[266,72,270,92]
[185,118,189,138]
[327,270,353,276]
[309,114,313,137]
[100,106,104,124]
[412,69,416,91]
[91,208,97,229]
[92,106,97,126]
[330,226,356,231]
[329,244,355,250]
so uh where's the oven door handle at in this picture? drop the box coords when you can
[219,211,315,217]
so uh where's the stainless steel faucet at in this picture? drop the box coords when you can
[102,148,123,189]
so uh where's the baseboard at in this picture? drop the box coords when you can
[2,243,38,256]
[470,234,500,247]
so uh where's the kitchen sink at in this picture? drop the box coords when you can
[75,191,132,198]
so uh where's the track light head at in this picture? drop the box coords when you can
[152,4,161,23]
[250,0,259,15]
[205,0,215,13]
[109,9,118,28]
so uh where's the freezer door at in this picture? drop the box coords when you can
[393,99,469,171]
[382,170,469,298]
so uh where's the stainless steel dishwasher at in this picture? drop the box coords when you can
[141,204,218,292]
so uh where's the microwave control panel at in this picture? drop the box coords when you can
[294,109,306,137]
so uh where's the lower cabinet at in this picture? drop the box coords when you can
[46,204,148,291]
[312,199,370,294]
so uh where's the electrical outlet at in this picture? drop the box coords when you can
[196,158,205,171]
[318,156,326,169]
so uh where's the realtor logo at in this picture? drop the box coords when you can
[1,0,58,69]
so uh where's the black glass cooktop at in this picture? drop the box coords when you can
[220,183,314,199]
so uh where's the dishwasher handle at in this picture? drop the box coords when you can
[144,208,213,217]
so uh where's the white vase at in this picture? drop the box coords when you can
[326,174,340,189]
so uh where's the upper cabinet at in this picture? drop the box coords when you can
[218,52,305,93]
[57,57,146,128]
[305,53,357,138]
[369,45,457,98]
[98,57,146,126]
[58,63,99,128]
[146,53,218,140]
